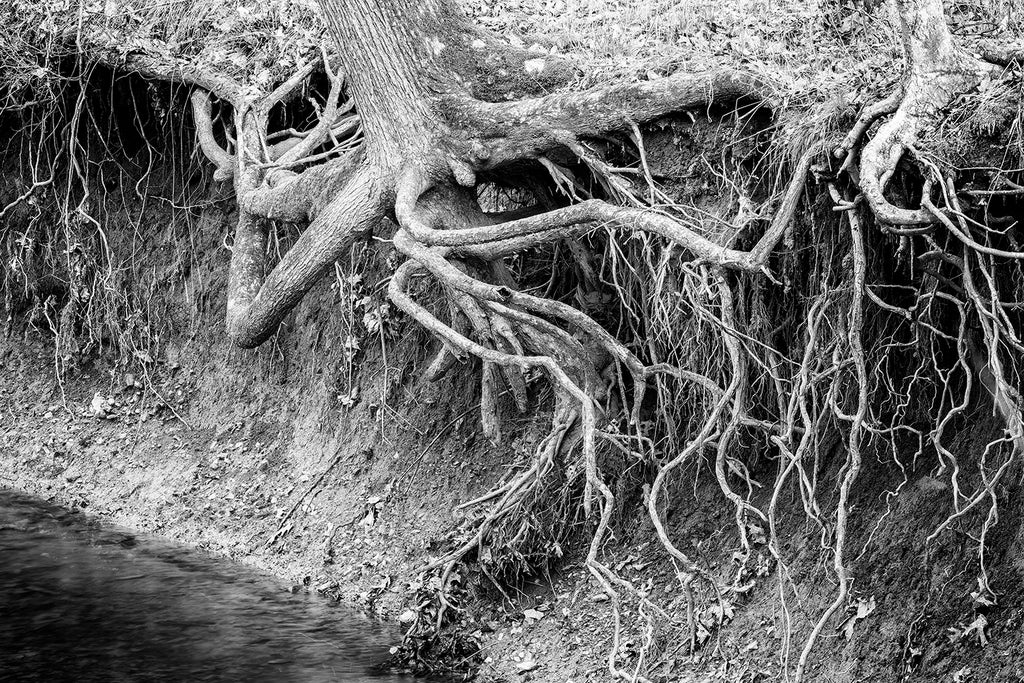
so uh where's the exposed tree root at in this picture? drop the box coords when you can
[857,0,995,227]
[7,0,1024,679]
[794,183,869,680]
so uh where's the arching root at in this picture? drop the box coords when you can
[856,0,996,227]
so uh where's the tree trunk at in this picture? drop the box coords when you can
[318,0,460,164]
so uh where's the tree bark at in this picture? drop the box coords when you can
[226,163,385,347]
[318,0,470,167]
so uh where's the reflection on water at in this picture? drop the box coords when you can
[0,490,409,683]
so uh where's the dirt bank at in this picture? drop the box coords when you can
[0,196,641,679]
[6,283,1024,682]
[3,42,1024,682]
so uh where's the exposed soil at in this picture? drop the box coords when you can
[5,196,1024,682]
[4,70,1024,682]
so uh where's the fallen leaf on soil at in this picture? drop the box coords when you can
[707,600,735,622]
[953,666,973,683]
[958,615,989,647]
[523,608,545,623]
[970,577,997,608]
[516,656,538,673]
[841,596,876,640]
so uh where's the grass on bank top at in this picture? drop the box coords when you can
[3,0,1022,80]
[0,0,1021,158]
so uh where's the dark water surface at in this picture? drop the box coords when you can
[0,490,410,683]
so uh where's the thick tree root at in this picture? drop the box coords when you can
[20,0,1024,679]
[857,0,995,227]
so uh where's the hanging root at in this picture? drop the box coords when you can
[10,0,1024,679]
[922,177,1024,567]
[794,183,869,679]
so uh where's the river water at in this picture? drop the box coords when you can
[0,490,411,683]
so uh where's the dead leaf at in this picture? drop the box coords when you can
[747,523,767,545]
[523,608,544,623]
[960,615,989,647]
[841,596,876,640]
[953,666,973,683]
[516,655,538,673]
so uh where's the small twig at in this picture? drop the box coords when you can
[267,448,348,546]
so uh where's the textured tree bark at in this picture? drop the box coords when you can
[226,163,386,347]
[222,0,482,349]
[317,0,470,167]
[212,0,777,363]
